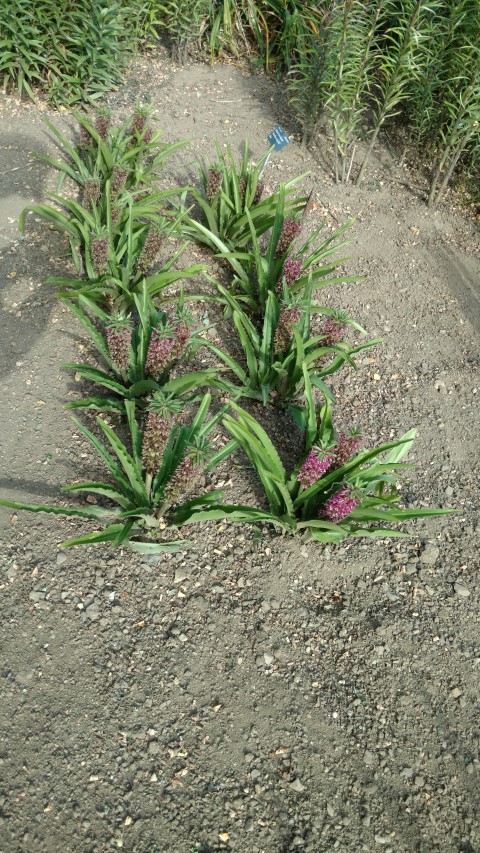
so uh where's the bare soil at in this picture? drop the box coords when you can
[0,53,479,853]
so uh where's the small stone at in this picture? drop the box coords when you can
[419,545,439,564]
[174,568,188,584]
[86,602,100,620]
[400,767,414,778]
[454,582,470,598]
[292,837,304,847]
[274,647,289,663]
[29,591,44,602]
[148,741,160,755]
[263,653,274,666]
[289,778,305,793]
[445,486,454,497]
[250,769,261,780]
[364,750,375,766]
[326,802,335,817]
[56,551,67,565]
[449,687,462,699]
[414,776,425,788]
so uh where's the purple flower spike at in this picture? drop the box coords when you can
[298,447,334,488]
[323,486,360,523]
[91,234,110,276]
[322,316,348,346]
[274,306,301,354]
[142,412,174,475]
[145,332,175,378]
[335,431,363,468]
[206,168,223,202]
[282,257,303,286]
[170,322,190,362]
[164,453,203,504]
[275,217,302,257]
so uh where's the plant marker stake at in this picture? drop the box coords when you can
[260,125,291,176]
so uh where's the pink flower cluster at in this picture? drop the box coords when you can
[136,230,164,275]
[298,448,334,488]
[129,110,147,137]
[142,412,174,475]
[145,323,190,379]
[335,432,363,468]
[145,332,175,378]
[94,113,110,140]
[164,454,203,504]
[323,486,360,523]
[282,257,303,286]
[91,235,110,276]
[206,168,223,202]
[106,327,131,372]
[275,217,302,257]
[322,316,348,346]
[83,179,101,210]
[274,306,301,354]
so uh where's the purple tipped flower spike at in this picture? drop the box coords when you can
[298,448,334,488]
[323,486,360,523]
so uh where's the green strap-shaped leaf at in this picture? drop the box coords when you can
[65,397,125,413]
[63,301,111,364]
[96,417,148,505]
[61,523,128,548]
[62,481,133,509]
[71,416,135,500]
[0,497,120,520]
[125,539,190,554]
[125,401,143,469]
[64,364,126,395]
[302,364,318,452]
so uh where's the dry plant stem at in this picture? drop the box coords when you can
[345,144,357,184]
[429,127,476,206]
[356,124,382,185]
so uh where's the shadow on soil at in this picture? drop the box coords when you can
[0,130,61,379]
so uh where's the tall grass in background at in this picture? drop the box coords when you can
[0,0,152,105]
[406,0,480,205]
[284,0,480,200]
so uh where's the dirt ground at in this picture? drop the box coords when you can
[0,52,479,853]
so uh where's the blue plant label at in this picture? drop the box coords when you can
[267,125,290,151]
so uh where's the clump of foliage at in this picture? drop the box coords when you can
[0,0,148,105]
[62,285,226,411]
[202,281,379,406]
[20,110,202,309]
[219,185,356,314]
[185,382,454,542]
[155,0,211,64]
[0,396,236,553]
[184,143,308,250]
